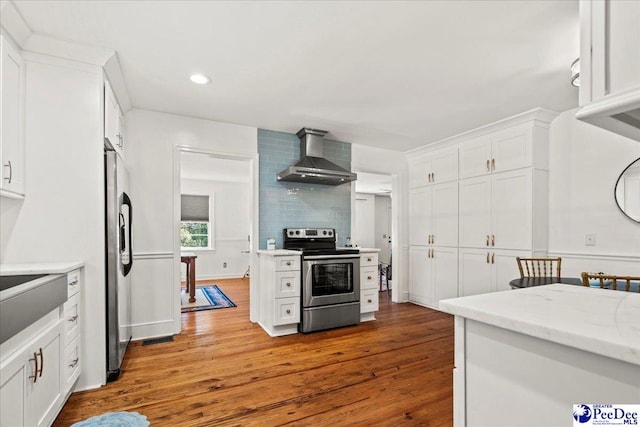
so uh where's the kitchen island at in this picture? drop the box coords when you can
[439,284,640,427]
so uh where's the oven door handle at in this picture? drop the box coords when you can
[303,254,361,260]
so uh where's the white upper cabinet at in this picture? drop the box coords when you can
[408,146,458,188]
[577,0,640,142]
[104,79,124,155]
[459,123,540,179]
[0,33,25,198]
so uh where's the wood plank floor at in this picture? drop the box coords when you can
[54,278,454,426]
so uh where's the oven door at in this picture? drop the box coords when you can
[302,255,360,307]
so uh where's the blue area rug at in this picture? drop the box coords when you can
[182,285,236,313]
[71,411,149,427]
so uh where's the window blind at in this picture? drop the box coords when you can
[181,195,209,221]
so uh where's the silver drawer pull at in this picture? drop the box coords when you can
[69,358,79,368]
[286,282,291,287]
[285,309,291,314]
[367,276,372,280]
[285,261,291,266]
[68,315,79,322]
[69,279,79,286]
[367,257,372,262]
[367,299,372,303]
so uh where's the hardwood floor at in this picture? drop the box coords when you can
[54,278,454,426]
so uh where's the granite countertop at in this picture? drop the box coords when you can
[256,249,302,256]
[439,284,640,366]
[0,261,84,275]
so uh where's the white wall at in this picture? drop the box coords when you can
[548,108,640,276]
[180,178,251,279]
[0,54,105,390]
[125,109,257,339]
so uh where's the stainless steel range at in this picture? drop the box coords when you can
[283,228,360,333]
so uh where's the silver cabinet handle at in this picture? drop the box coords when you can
[69,279,79,286]
[286,282,291,287]
[3,160,12,183]
[491,253,495,264]
[367,299,372,303]
[367,276,372,280]
[286,261,291,266]
[285,309,291,314]
[68,315,79,322]
[491,234,495,246]
[69,358,79,368]
[367,257,372,262]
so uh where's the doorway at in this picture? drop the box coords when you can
[174,147,256,326]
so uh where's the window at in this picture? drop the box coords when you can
[180,194,211,249]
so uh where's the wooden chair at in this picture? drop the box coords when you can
[581,272,640,292]
[516,257,562,278]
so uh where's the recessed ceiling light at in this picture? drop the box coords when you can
[190,74,210,85]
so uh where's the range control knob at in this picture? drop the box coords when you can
[295,230,300,235]
[323,230,327,235]
[328,230,333,236]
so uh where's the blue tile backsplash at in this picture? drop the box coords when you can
[258,129,352,249]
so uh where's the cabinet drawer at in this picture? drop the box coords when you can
[360,267,378,290]
[63,293,80,344]
[275,271,300,298]
[275,256,300,271]
[67,270,81,298]
[360,289,379,314]
[63,335,80,391]
[273,298,300,326]
[360,253,378,266]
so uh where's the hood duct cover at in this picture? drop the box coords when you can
[276,128,357,185]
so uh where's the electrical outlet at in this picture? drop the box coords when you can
[585,233,596,246]
[223,262,227,268]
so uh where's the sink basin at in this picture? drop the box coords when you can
[0,274,67,344]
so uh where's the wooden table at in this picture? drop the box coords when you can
[509,277,582,289]
[180,252,197,303]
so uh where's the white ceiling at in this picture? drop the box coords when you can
[14,0,579,151]
[180,152,251,183]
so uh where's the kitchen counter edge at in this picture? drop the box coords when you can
[0,261,85,275]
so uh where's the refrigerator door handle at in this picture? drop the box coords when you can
[119,213,126,252]
[121,192,133,277]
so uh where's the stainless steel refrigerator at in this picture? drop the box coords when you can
[105,145,133,382]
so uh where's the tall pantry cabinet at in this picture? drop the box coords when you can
[406,109,558,307]
[408,146,459,308]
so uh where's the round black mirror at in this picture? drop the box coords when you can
[615,157,640,223]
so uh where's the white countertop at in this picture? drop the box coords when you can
[439,284,640,366]
[0,261,84,275]
[257,249,302,256]
[356,247,380,253]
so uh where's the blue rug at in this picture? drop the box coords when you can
[182,285,236,313]
[71,411,149,427]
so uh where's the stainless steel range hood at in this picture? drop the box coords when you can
[276,128,357,185]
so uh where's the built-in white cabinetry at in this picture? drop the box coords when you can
[407,109,556,304]
[0,32,25,198]
[359,251,379,321]
[577,0,640,142]
[0,268,82,427]
[458,248,530,297]
[409,246,458,309]
[258,252,301,336]
[104,79,125,155]
[408,146,458,188]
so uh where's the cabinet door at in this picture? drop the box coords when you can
[432,181,458,247]
[493,250,529,292]
[433,247,458,303]
[459,137,491,179]
[491,169,532,250]
[408,247,432,306]
[430,146,458,184]
[408,156,430,188]
[458,248,492,297]
[409,187,431,246]
[458,176,491,248]
[0,348,27,426]
[27,322,62,427]
[0,34,25,196]
[490,124,532,173]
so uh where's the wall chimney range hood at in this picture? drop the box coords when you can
[276,128,357,185]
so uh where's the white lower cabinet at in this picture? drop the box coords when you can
[1,320,63,427]
[258,253,301,336]
[0,268,82,427]
[458,248,531,297]
[359,251,379,321]
[409,246,458,309]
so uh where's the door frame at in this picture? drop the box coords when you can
[172,145,259,332]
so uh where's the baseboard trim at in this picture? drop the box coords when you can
[130,319,175,341]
